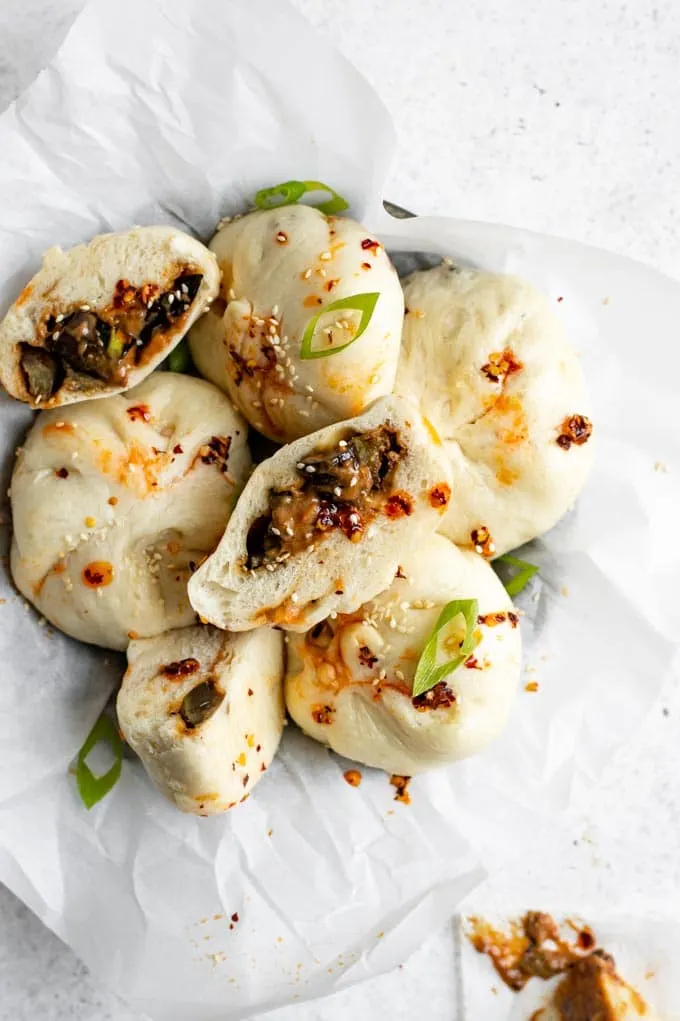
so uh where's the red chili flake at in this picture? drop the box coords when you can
[428,484,451,509]
[384,492,413,519]
[311,704,335,725]
[325,279,340,292]
[557,296,564,302]
[275,231,288,245]
[108,496,118,506]
[231,912,239,923]
[260,763,267,772]
[242,774,249,787]
[577,928,595,950]
[82,561,114,588]
[361,238,380,253]
[55,467,69,479]
[389,774,411,804]
[508,611,519,628]
[396,565,407,579]
[358,645,378,668]
[163,658,200,678]
[173,443,183,455]
[412,681,457,711]
[343,769,362,787]
[361,262,372,270]
[126,404,151,423]
[464,656,481,669]
[471,526,495,557]
[481,348,524,384]
[247,688,254,697]
[200,435,231,471]
[525,681,539,693]
[478,612,508,627]
[556,414,593,450]
[256,744,261,752]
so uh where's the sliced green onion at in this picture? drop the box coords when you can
[75,713,123,810]
[494,553,539,597]
[168,339,192,374]
[412,598,480,698]
[253,179,349,215]
[301,180,349,215]
[107,328,126,360]
[300,292,379,360]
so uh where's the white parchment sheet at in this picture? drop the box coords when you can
[0,1,678,1018]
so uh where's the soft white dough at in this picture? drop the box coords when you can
[285,533,521,774]
[118,624,285,815]
[188,206,404,441]
[10,373,250,650]
[0,225,220,408]
[188,395,453,633]
[395,264,594,557]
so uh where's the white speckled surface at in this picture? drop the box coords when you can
[1,1,679,1019]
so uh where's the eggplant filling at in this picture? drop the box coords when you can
[245,425,408,570]
[20,272,203,401]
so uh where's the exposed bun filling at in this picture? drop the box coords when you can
[246,424,408,570]
[21,271,203,401]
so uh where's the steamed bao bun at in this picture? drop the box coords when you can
[395,264,594,558]
[285,533,521,775]
[188,205,404,441]
[0,226,219,409]
[10,373,250,650]
[118,625,284,815]
[188,395,453,634]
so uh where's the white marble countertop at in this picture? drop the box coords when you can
[1,1,679,1019]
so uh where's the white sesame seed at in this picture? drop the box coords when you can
[303,268,312,280]
[181,283,189,295]
[52,331,61,340]
[80,304,90,311]
[227,288,236,301]
[272,304,280,317]
[55,314,64,323]
[300,410,310,417]
[304,465,316,473]
[395,669,405,681]
[167,294,175,304]
[270,526,281,536]
[291,593,298,603]
[305,384,314,393]
[333,487,342,497]
[338,440,348,448]
[320,252,332,261]
[265,563,275,572]
[378,669,387,680]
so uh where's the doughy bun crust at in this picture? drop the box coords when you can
[285,533,521,774]
[118,625,284,815]
[395,264,594,557]
[189,395,452,633]
[11,373,250,649]
[0,226,219,408]
[189,206,404,441]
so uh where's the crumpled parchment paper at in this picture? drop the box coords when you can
[0,0,678,1018]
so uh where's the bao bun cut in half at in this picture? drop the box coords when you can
[118,625,285,815]
[285,533,521,775]
[395,264,594,558]
[188,206,404,441]
[0,226,219,408]
[189,395,453,633]
[10,373,250,649]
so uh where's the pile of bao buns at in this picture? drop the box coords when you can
[0,190,593,815]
